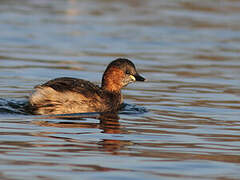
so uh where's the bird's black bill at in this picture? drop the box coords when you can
[134,74,145,81]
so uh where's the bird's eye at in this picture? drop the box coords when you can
[126,70,131,74]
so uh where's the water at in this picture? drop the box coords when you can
[1,0,240,179]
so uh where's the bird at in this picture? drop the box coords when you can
[28,58,145,115]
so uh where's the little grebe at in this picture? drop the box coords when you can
[28,58,145,115]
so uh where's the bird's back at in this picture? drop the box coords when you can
[29,77,121,115]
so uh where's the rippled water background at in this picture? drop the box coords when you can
[1,0,240,179]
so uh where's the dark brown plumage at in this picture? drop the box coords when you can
[28,58,145,115]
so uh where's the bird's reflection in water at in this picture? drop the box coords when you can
[98,113,132,153]
[32,112,131,153]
